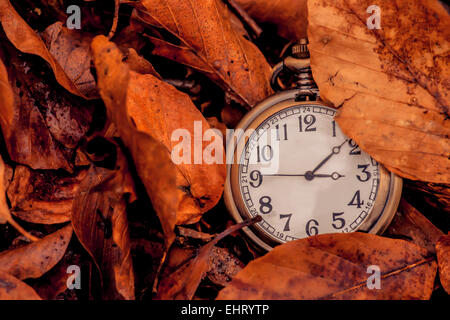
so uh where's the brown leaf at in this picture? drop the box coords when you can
[436,234,450,294]
[124,48,161,78]
[0,270,41,300]
[41,22,98,99]
[71,152,135,300]
[0,154,38,241]
[308,0,450,183]
[207,246,244,287]
[405,181,450,213]
[217,233,437,300]
[91,36,225,230]
[0,43,94,171]
[156,216,260,300]
[0,225,72,280]
[135,0,273,107]
[235,0,308,41]
[0,0,88,98]
[384,199,444,255]
[91,35,180,248]
[7,166,87,224]
[126,70,226,225]
[178,226,215,241]
[221,103,246,128]
[32,250,81,300]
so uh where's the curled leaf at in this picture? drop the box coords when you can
[0,0,88,98]
[91,35,179,248]
[157,216,261,300]
[7,166,87,224]
[0,154,38,242]
[126,70,226,225]
[0,44,94,171]
[71,152,135,300]
[41,22,98,98]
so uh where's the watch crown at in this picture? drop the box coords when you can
[292,38,310,59]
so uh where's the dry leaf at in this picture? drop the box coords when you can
[71,152,135,300]
[0,225,72,280]
[217,233,437,300]
[91,35,180,248]
[0,43,94,171]
[32,250,81,300]
[385,199,444,255]
[207,246,244,287]
[0,270,41,300]
[405,181,450,213]
[124,47,161,78]
[0,0,88,98]
[7,166,87,224]
[157,216,260,300]
[436,234,450,294]
[134,0,273,107]
[92,35,225,227]
[308,0,450,183]
[41,22,98,98]
[126,70,226,225]
[235,0,308,41]
[0,154,38,241]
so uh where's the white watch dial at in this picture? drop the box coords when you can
[238,105,379,243]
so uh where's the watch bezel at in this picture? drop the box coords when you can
[224,90,402,251]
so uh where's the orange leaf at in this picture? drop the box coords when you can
[41,22,98,98]
[436,234,450,294]
[157,216,260,300]
[7,166,87,224]
[217,233,437,300]
[0,0,88,98]
[135,0,273,107]
[0,270,41,300]
[126,70,226,225]
[308,0,450,183]
[0,225,72,280]
[385,199,444,255]
[0,45,94,171]
[91,36,179,248]
[71,152,136,299]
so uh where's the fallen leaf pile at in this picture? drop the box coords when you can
[0,0,447,300]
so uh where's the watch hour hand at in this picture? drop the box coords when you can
[262,173,306,177]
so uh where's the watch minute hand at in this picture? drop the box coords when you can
[310,139,348,174]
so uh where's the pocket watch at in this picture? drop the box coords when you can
[224,39,403,251]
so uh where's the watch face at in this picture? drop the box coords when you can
[236,104,380,243]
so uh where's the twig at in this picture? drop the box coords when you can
[8,218,39,242]
[108,0,120,39]
[224,0,262,38]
